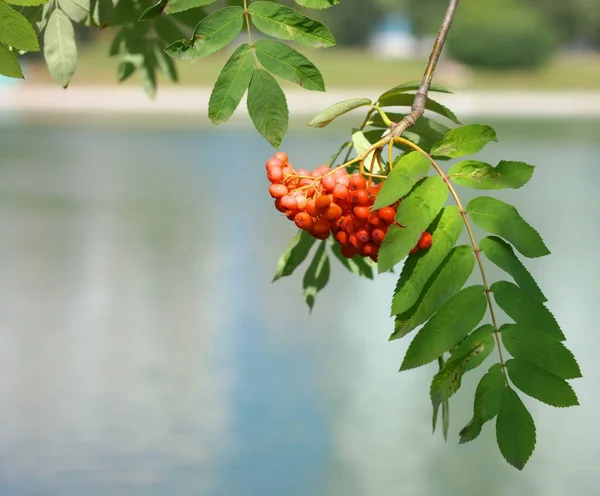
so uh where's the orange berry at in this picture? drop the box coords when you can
[285,210,296,220]
[365,187,378,205]
[418,232,433,250]
[280,195,298,211]
[267,166,283,183]
[339,215,355,233]
[353,206,370,220]
[266,158,283,170]
[369,246,379,262]
[335,175,350,186]
[377,207,396,223]
[410,245,419,254]
[356,229,370,244]
[306,199,318,217]
[274,151,288,164]
[371,228,386,246]
[296,168,310,177]
[367,213,382,227]
[269,183,288,198]
[294,212,313,230]
[321,174,337,192]
[335,231,348,245]
[361,242,376,257]
[299,178,313,187]
[274,198,286,212]
[351,189,370,206]
[317,165,331,176]
[349,174,367,190]
[295,195,307,211]
[315,194,331,211]
[349,233,363,249]
[333,184,349,201]
[313,219,330,237]
[310,169,322,178]
[324,203,343,221]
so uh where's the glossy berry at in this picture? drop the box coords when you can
[349,174,367,190]
[266,158,283,171]
[353,206,370,220]
[324,203,343,221]
[418,232,433,250]
[315,194,331,211]
[377,207,395,224]
[280,195,298,211]
[371,228,385,246]
[294,212,313,230]
[269,183,288,198]
[321,174,336,192]
[312,219,330,237]
[274,152,288,164]
[332,184,349,201]
[356,229,370,244]
[351,189,369,206]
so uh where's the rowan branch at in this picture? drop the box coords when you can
[390,0,459,137]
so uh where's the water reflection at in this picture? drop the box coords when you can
[0,120,597,495]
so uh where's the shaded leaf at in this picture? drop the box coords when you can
[400,285,487,370]
[0,43,23,78]
[247,68,289,148]
[459,363,505,444]
[467,196,550,258]
[254,39,324,91]
[506,359,579,408]
[432,356,444,434]
[248,1,335,48]
[164,6,244,59]
[0,1,39,51]
[501,323,581,379]
[303,241,330,311]
[391,207,463,315]
[154,40,178,81]
[378,92,460,124]
[378,176,448,273]
[273,229,316,281]
[492,281,563,340]
[370,113,451,153]
[165,0,218,14]
[431,124,498,158]
[449,160,534,190]
[308,98,372,128]
[329,241,373,279]
[43,9,77,88]
[208,42,254,124]
[496,387,536,470]
[58,0,90,23]
[480,236,546,303]
[117,60,135,82]
[372,152,431,210]
[391,245,476,339]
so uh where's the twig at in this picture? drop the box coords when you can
[390,0,459,138]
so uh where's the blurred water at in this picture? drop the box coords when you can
[0,118,598,496]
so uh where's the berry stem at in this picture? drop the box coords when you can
[392,136,508,377]
[387,141,394,171]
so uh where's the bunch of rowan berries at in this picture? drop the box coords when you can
[266,151,432,262]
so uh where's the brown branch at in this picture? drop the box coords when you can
[390,0,460,137]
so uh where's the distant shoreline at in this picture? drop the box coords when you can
[2,85,600,120]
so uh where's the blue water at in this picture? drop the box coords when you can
[0,119,598,495]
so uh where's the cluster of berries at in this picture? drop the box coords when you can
[266,151,432,262]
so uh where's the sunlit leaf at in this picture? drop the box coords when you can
[431,124,498,158]
[378,92,460,124]
[294,0,339,8]
[308,98,372,128]
[165,0,218,14]
[0,1,39,51]
[0,43,23,78]
[449,160,534,190]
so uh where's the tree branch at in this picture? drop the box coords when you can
[391,0,460,137]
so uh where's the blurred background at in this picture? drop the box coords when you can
[0,0,599,495]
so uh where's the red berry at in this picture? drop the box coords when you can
[313,219,330,237]
[335,175,350,186]
[356,229,370,244]
[418,232,433,250]
[315,194,331,211]
[339,215,355,233]
[351,189,369,206]
[410,245,419,254]
[333,184,349,201]
[371,228,386,246]
[349,174,367,190]
[306,199,318,217]
[322,174,336,192]
[367,213,382,227]
[365,187,378,205]
[296,168,310,177]
[335,231,348,245]
[274,198,286,212]
[341,245,358,258]
[361,242,376,257]
[267,166,283,183]
[294,212,313,230]
[269,183,288,198]
[280,195,298,211]
[377,207,396,224]
[324,203,343,221]
[349,233,363,249]
[353,206,370,220]
[274,152,288,164]
[266,158,283,171]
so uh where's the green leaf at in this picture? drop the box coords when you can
[303,241,330,311]
[372,152,431,210]
[431,360,462,415]
[448,160,534,190]
[154,40,178,82]
[117,60,135,82]
[391,207,463,315]
[308,98,371,128]
[391,245,476,339]
[248,1,335,48]
[59,0,90,22]
[400,285,487,371]
[496,387,536,470]
[164,7,244,60]
[432,356,444,434]
[165,0,218,14]
[377,92,460,124]
[506,359,579,408]
[208,43,254,125]
[501,324,581,380]
[480,236,546,303]
[459,363,505,444]
[446,324,495,373]
[351,130,378,173]
[378,176,448,273]
[491,281,563,341]
[139,0,168,21]
[431,124,498,158]
[247,68,289,148]
[254,39,324,91]
[43,9,77,88]
[273,229,316,282]
[329,241,373,279]
[3,0,48,5]
[466,196,550,258]
[379,81,452,100]
[0,42,23,78]
[294,0,339,9]
[441,398,450,441]
[0,1,39,51]
[140,50,157,99]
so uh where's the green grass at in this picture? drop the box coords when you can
[26,34,600,90]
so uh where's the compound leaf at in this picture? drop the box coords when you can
[446,324,495,373]
[467,196,550,258]
[294,0,339,8]
[378,81,452,100]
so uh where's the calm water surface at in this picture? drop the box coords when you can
[0,117,599,496]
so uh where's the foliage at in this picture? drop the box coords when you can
[0,0,583,472]
[446,0,556,69]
